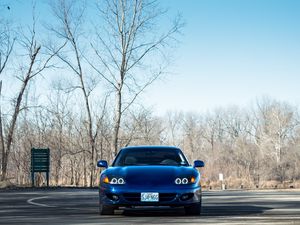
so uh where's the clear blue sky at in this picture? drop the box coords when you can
[3,0,300,115]
[144,0,300,114]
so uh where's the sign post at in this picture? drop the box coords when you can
[31,148,50,187]
[219,173,225,190]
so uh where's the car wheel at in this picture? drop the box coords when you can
[99,203,115,215]
[184,202,202,216]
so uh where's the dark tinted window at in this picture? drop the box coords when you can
[113,147,189,166]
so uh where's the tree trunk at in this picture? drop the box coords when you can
[113,88,122,156]
[0,44,40,181]
[83,151,87,187]
[1,77,30,180]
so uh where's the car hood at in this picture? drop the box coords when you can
[103,166,198,186]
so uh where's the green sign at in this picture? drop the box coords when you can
[31,148,50,187]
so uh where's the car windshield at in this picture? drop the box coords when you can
[112,147,189,166]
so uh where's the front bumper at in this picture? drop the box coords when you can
[99,185,202,207]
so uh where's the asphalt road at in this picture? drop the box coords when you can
[0,188,300,225]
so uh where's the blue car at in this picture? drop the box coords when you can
[97,146,205,215]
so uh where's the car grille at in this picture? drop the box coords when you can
[123,193,176,202]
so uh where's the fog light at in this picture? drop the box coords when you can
[112,194,119,201]
[106,194,120,201]
[180,193,194,201]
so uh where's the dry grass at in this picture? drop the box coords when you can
[202,178,300,190]
[0,180,16,189]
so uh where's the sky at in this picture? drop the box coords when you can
[143,0,300,114]
[2,0,300,115]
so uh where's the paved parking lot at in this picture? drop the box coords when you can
[1,188,300,224]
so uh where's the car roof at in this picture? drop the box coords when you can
[120,145,181,151]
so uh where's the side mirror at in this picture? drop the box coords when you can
[97,160,108,168]
[194,160,205,168]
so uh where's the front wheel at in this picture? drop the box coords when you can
[99,203,115,215]
[184,202,202,215]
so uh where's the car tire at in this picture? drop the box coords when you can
[184,202,202,216]
[99,203,115,215]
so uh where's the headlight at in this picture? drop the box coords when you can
[110,178,118,184]
[175,178,182,184]
[182,178,188,184]
[117,178,125,184]
[174,177,196,185]
[102,175,126,184]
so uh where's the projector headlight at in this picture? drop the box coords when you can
[102,176,126,185]
[174,177,196,185]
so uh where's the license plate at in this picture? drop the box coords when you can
[141,192,159,202]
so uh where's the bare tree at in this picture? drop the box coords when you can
[90,0,183,156]
[182,113,203,161]
[253,98,299,181]
[0,13,63,181]
[121,107,163,147]
[0,8,15,177]
[46,83,72,185]
[0,33,14,75]
[0,8,15,75]
[164,111,184,146]
[49,0,99,187]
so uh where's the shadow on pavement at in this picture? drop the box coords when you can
[122,204,272,217]
[202,205,272,216]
